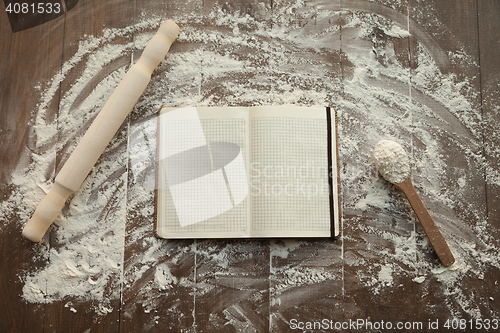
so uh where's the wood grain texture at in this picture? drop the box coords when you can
[196,2,272,331]
[0,0,13,191]
[262,3,343,331]
[477,0,500,316]
[409,0,497,325]
[0,5,65,333]
[44,0,133,332]
[478,0,500,231]
[1,0,499,332]
[120,0,201,331]
[337,1,424,329]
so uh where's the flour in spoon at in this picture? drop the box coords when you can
[373,140,410,184]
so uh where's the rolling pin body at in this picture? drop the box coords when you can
[22,20,179,242]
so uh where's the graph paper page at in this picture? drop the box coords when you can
[156,107,250,239]
[249,106,332,238]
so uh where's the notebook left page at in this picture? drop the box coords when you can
[155,106,251,239]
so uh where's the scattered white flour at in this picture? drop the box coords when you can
[412,276,426,284]
[0,0,497,324]
[373,139,411,183]
[384,25,411,38]
[378,264,394,283]
[154,263,177,291]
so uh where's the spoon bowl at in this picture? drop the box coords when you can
[374,140,455,267]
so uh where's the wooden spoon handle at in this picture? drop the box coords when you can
[397,178,455,266]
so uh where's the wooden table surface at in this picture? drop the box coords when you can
[1,0,499,332]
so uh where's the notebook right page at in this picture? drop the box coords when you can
[249,106,332,238]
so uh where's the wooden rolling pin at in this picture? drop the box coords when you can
[22,20,180,242]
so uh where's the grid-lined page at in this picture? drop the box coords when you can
[251,117,330,231]
[160,118,248,234]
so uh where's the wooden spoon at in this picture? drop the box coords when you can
[374,140,455,267]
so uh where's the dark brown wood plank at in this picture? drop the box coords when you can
[195,240,270,332]
[478,0,500,313]
[201,0,273,107]
[409,0,497,325]
[0,0,14,190]
[0,8,64,190]
[40,0,134,331]
[478,0,500,229]
[119,1,203,332]
[0,3,66,332]
[335,0,424,329]
[190,1,273,331]
[265,1,343,331]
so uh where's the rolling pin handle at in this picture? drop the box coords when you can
[22,183,73,242]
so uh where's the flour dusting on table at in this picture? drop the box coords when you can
[1,0,498,322]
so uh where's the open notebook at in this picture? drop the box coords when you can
[154,106,340,239]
